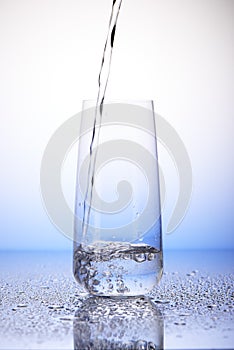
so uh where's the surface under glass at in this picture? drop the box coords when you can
[0,250,233,349]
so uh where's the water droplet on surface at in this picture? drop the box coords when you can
[59,316,73,321]
[174,322,186,326]
[148,342,157,350]
[179,313,190,317]
[154,299,170,304]
[17,304,28,308]
[136,340,147,350]
[124,341,135,350]
[48,305,64,310]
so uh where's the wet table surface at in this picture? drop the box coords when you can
[0,250,233,349]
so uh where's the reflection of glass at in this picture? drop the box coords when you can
[73,296,164,350]
[73,101,163,296]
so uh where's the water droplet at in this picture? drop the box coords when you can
[179,313,190,317]
[154,299,170,304]
[48,305,64,310]
[174,322,186,326]
[124,341,135,350]
[59,316,73,321]
[136,340,147,350]
[17,304,28,308]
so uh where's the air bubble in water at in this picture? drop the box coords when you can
[134,253,146,263]
[123,254,131,260]
[103,270,112,277]
[88,267,97,277]
[148,253,155,261]
[92,279,100,286]
[80,267,87,275]
[73,243,162,295]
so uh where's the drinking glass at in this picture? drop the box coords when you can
[73,100,163,296]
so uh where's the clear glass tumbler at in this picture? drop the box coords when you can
[73,100,163,296]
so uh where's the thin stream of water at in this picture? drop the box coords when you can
[82,0,123,238]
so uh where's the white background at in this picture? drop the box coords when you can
[0,0,233,250]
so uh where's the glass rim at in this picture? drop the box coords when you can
[82,99,154,103]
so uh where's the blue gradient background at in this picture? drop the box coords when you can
[0,0,233,250]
